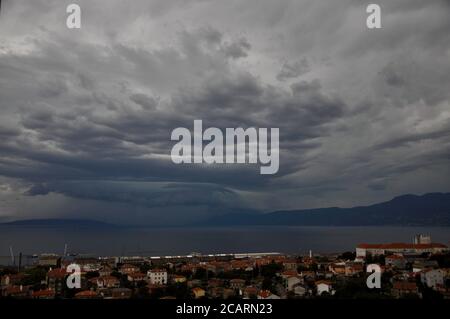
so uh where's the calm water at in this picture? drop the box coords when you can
[1,226,450,264]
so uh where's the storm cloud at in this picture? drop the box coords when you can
[0,0,449,224]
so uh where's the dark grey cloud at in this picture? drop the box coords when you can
[277,58,310,81]
[220,37,251,59]
[0,0,449,223]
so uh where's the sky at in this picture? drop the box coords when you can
[0,0,449,225]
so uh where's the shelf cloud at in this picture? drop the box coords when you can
[0,0,449,224]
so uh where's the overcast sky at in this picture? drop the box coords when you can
[0,0,449,225]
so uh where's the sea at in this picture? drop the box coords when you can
[1,225,450,265]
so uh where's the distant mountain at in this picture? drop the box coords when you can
[0,218,120,228]
[204,193,450,226]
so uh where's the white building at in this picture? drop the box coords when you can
[285,276,303,291]
[257,290,280,299]
[315,280,334,295]
[356,243,447,258]
[148,269,168,285]
[414,234,431,245]
[294,285,307,297]
[421,269,444,289]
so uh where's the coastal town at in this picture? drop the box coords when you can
[1,235,449,300]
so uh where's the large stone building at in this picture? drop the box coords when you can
[356,242,448,257]
[148,269,167,285]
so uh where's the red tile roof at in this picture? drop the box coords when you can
[244,286,258,295]
[121,264,139,269]
[32,289,55,298]
[281,270,298,277]
[47,268,67,279]
[393,281,417,291]
[230,279,246,283]
[315,280,332,286]
[4,285,28,295]
[75,290,98,298]
[258,290,272,298]
[386,254,406,259]
[150,268,167,273]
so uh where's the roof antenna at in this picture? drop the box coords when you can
[18,252,22,272]
[9,246,15,266]
[64,243,68,257]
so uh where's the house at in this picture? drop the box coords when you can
[120,264,140,275]
[180,263,197,274]
[97,276,120,289]
[243,286,259,299]
[255,257,273,267]
[229,279,246,290]
[120,257,147,266]
[294,285,307,297]
[231,260,253,270]
[172,275,187,284]
[38,255,61,267]
[98,265,114,277]
[187,279,202,288]
[192,287,206,299]
[413,260,439,272]
[207,278,224,288]
[421,269,444,289]
[47,268,67,295]
[111,288,132,299]
[208,286,224,298]
[385,254,407,269]
[441,268,450,278]
[285,276,303,291]
[75,258,102,272]
[301,271,316,280]
[345,262,364,276]
[257,290,280,299]
[280,270,298,279]
[392,281,419,298]
[127,272,146,283]
[148,283,164,296]
[148,269,168,285]
[329,263,346,275]
[302,256,316,268]
[75,290,99,299]
[223,288,236,299]
[2,285,30,298]
[1,273,24,286]
[283,259,298,271]
[315,280,334,295]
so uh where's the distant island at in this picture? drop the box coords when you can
[2,193,450,228]
[0,219,119,228]
[204,192,450,227]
